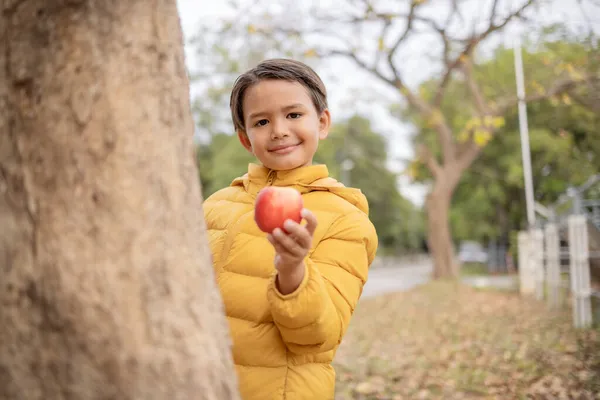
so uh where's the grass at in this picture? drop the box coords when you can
[334,281,600,399]
[460,262,492,277]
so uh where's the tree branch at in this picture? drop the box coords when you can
[324,49,395,86]
[418,143,443,179]
[389,82,457,165]
[374,5,458,165]
[387,1,421,65]
[384,71,457,165]
[313,9,434,26]
[489,0,501,22]
[455,141,484,176]
[570,90,600,113]
[432,0,536,108]
[493,75,599,115]
[374,17,393,69]
[455,59,595,181]
[461,57,489,116]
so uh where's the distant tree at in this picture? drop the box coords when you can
[404,36,599,245]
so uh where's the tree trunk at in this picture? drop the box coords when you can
[426,185,459,279]
[0,2,239,399]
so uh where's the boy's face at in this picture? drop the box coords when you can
[238,79,330,171]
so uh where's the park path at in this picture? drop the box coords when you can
[361,259,519,299]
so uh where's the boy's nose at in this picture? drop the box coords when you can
[270,119,290,139]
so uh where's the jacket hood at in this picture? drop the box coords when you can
[231,163,369,215]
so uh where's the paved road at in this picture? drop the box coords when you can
[361,261,519,299]
[361,263,433,299]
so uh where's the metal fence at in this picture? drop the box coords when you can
[518,174,600,329]
[486,240,511,274]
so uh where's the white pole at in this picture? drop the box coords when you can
[532,228,545,301]
[518,230,535,295]
[569,215,593,328]
[514,37,536,228]
[545,223,561,307]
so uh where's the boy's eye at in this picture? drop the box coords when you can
[255,119,268,127]
[288,113,302,119]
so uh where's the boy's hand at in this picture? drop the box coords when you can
[267,208,317,295]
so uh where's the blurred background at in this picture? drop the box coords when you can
[177,0,598,265]
[177,0,600,398]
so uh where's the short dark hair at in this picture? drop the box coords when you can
[229,58,328,133]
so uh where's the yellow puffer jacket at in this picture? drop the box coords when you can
[203,163,378,400]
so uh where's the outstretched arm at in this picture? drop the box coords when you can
[266,210,377,354]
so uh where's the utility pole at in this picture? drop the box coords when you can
[514,36,536,228]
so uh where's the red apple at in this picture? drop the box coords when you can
[254,186,304,233]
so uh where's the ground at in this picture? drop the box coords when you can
[334,281,600,399]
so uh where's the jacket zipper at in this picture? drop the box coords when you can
[217,170,277,276]
[266,170,276,186]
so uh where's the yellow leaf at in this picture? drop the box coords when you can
[569,69,584,81]
[405,162,419,179]
[303,48,317,58]
[480,115,504,129]
[378,37,385,51]
[457,130,470,143]
[474,129,492,147]
[426,109,443,127]
[531,81,545,95]
[459,54,469,64]
[492,116,505,129]
[554,63,564,74]
[562,93,572,105]
[247,24,257,34]
[565,63,575,74]
[464,116,481,131]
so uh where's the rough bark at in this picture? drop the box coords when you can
[0,1,239,399]
[426,182,458,279]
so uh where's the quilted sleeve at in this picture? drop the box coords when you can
[266,210,378,354]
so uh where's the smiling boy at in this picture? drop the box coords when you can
[203,59,378,400]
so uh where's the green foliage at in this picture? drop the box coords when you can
[315,116,425,251]
[196,133,255,199]
[452,125,597,243]
[451,41,599,243]
[401,36,600,244]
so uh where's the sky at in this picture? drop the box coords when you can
[175,0,598,206]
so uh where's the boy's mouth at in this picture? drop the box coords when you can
[268,143,301,154]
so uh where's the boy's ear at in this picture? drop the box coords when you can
[318,109,331,140]
[237,130,253,153]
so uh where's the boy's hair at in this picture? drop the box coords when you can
[229,58,328,133]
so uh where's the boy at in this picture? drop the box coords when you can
[203,58,378,400]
